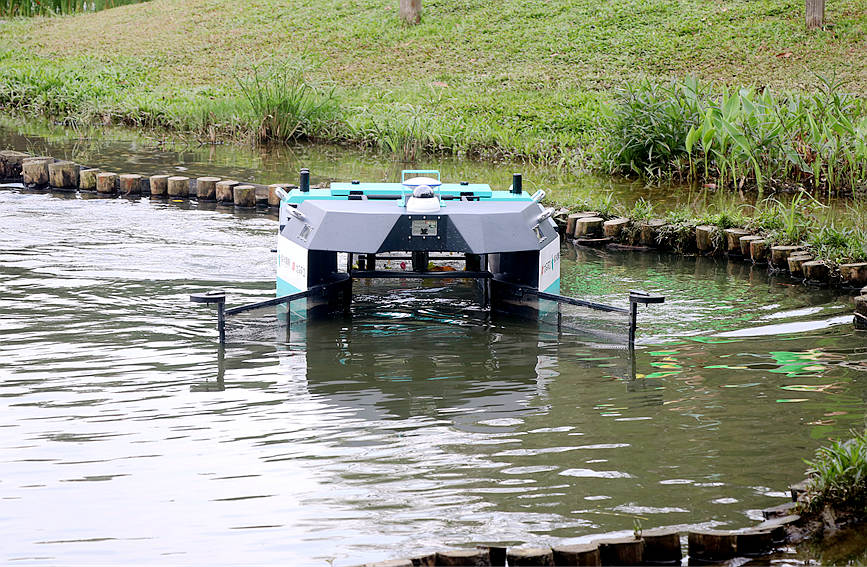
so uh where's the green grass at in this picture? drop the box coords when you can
[0,0,865,190]
[805,428,867,516]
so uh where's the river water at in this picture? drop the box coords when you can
[2,122,866,565]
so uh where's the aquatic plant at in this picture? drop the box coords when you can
[804,428,867,515]
[605,76,867,195]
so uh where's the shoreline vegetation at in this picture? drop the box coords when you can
[0,0,865,263]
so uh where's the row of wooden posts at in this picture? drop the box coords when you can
[562,211,867,288]
[0,151,289,207]
[359,492,804,566]
[4,150,865,329]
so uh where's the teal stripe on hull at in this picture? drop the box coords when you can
[276,276,307,323]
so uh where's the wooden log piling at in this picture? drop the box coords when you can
[639,219,665,247]
[551,543,601,566]
[435,549,491,566]
[96,172,118,194]
[167,176,190,199]
[687,530,737,563]
[854,295,867,329]
[0,150,30,180]
[233,184,257,208]
[641,528,682,564]
[840,263,867,287]
[787,254,813,278]
[735,529,775,557]
[725,228,751,255]
[267,184,286,208]
[505,547,554,567]
[216,180,239,204]
[196,176,221,201]
[22,157,54,188]
[364,560,413,567]
[593,537,643,566]
[803,260,830,284]
[749,239,768,264]
[739,234,763,257]
[566,214,581,237]
[48,160,80,190]
[770,245,804,270]
[695,225,715,254]
[79,168,101,191]
[603,217,630,239]
[149,174,169,197]
[574,216,604,238]
[119,173,142,196]
[476,546,506,567]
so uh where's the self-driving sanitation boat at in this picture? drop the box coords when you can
[191,169,663,344]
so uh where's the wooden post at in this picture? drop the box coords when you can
[739,234,763,257]
[724,228,750,255]
[48,161,80,190]
[399,0,421,24]
[803,260,830,283]
[216,180,239,204]
[603,217,630,240]
[79,168,101,191]
[150,174,169,197]
[687,530,737,563]
[787,253,814,277]
[167,176,190,198]
[574,216,604,238]
[638,219,665,247]
[695,225,715,254]
[552,544,600,566]
[770,245,804,270]
[267,184,285,207]
[196,176,221,201]
[749,239,768,264]
[855,295,867,329]
[594,537,643,566]
[96,172,118,194]
[505,547,554,566]
[1,150,30,180]
[119,174,142,196]
[435,549,490,566]
[22,157,54,188]
[806,0,825,29]
[641,528,682,564]
[840,263,867,287]
[233,184,257,208]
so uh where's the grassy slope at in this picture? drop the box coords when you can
[1,0,865,160]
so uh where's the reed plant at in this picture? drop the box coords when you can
[234,61,339,144]
[0,0,143,17]
[605,76,867,195]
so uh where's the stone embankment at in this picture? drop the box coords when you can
[557,209,867,329]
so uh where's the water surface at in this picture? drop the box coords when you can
[1,124,866,566]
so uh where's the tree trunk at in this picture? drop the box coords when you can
[806,0,825,29]
[400,0,421,24]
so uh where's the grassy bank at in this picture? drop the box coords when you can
[0,0,866,190]
[804,428,867,523]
